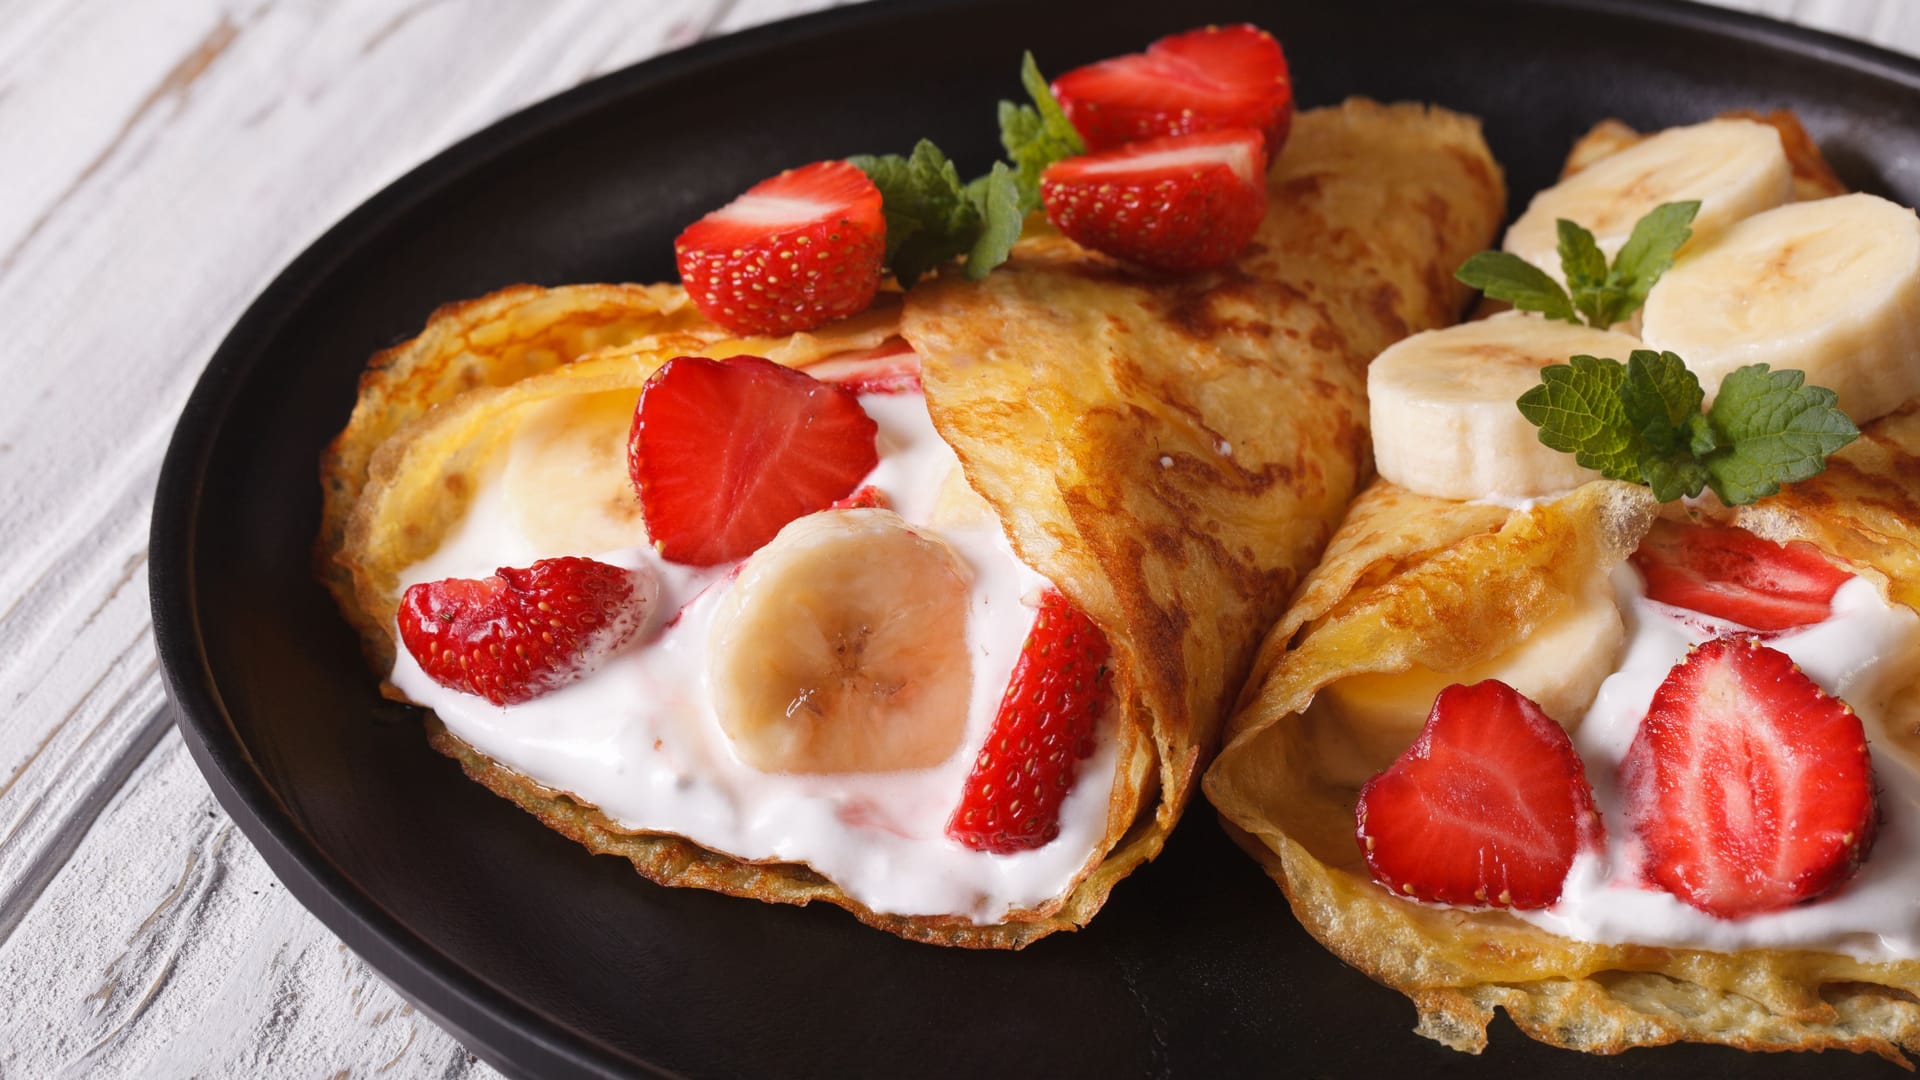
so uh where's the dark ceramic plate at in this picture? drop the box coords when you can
[151,0,1920,1075]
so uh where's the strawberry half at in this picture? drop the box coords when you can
[628,355,879,566]
[1052,24,1294,152]
[674,160,885,335]
[1630,519,1852,631]
[1356,680,1602,909]
[398,557,654,706]
[1621,636,1877,919]
[948,589,1113,853]
[1040,128,1268,273]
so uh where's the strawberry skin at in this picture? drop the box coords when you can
[1041,128,1268,273]
[398,557,651,706]
[674,160,885,335]
[1053,24,1294,152]
[1630,519,1851,632]
[1356,680,1602,909]
[628,355,878,566]
[1622,636,1877,919]
[948,589,1113,853]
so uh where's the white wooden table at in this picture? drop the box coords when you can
[2,1,1915,1075]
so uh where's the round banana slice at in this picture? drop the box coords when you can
[1505,118,1793,282]
[503,390,649,555]
[708,508,974,774]
[1367,312,1644,501]
[1321,576,1625,773]
[1641,192,1920,426]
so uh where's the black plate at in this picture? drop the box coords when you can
[151,0,1920,1075]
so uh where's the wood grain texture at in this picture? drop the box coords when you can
[0,0,1911,1076]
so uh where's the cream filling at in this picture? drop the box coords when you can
[389,391,1120,924]
[1513,567,1920,961]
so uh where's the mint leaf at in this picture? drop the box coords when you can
[1516,352,1859,507]
[998,52,1084,212]
[1620,349,1703,456]
[1517,354,1640,480]
[1456,252,1578,323]
[1556,219,1608,295]
[965,162,1024,280]
[1701,363,1860,504]
[1608,200,1699,319]
[850,140,980,287]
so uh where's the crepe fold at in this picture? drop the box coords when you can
[1205,402,1920,1061]
[899,98,1503,941]
[319,97,1502,947]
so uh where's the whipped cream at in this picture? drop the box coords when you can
[390,389,1120,924]
[1513,565,1920,961]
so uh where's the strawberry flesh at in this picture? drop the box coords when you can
[802,338,923,395]
[1356,680,1601,909]
[1622,636,1876,918]
[1630,519,1851,631]
[1053,24,1294,152]
[398,557,652,706]
[629,355,879,566]
[675,160,885,335]
[948,590,1113,853]
[1041,128,1268,272]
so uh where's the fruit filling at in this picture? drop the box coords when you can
[1349,523,1920,959]
[388,351,1123,923]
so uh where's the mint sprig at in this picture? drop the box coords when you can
[850,52,1082,286]
[1517,350,1859,505]
[1456,201,1700,328]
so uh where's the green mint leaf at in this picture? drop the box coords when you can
[1516,354,1642,481]
[1556,218,1612,327]
[1700,363,1861,505]
[1607,200,1699,319]
[1456,252,1579,323]
[1620,349,1704,456]
[851,140,981,287]
[964,162,1024,280]
[998,52,1085,212]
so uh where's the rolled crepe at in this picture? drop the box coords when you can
[320,97,1503,946]
[1209,108,1920,1056]
[1207,412,1920,1059]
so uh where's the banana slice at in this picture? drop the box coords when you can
[1641,193,1920,426]
[503,390,649,555]
[1368,312,1644,501]
[1320,576,1625,774]
[1505,118,1792,283]
[928,464,994,529]
[708,508,973,773]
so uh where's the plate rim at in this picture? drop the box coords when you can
[148,0,1920,1075]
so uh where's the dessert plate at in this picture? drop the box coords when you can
[150,0,1920,1074]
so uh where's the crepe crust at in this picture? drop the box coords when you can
[1207,407,1920,1062]
[320,98,1503,946]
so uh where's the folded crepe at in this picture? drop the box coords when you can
[1208,104,1920,1059]
[319,97,1504,947]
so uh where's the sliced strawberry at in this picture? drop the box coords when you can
[802,337,923,395]
[948,589,1113,853]
[398,557,654,706]
[674,160,885,335]
[629,355,878,566]
[1356,680,1601,909]
[1622,636,1876,918]
[1040,128,1268,273]
[1053,24,1293,152]
[1630,519,1852,631]
[830,485,890,510]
